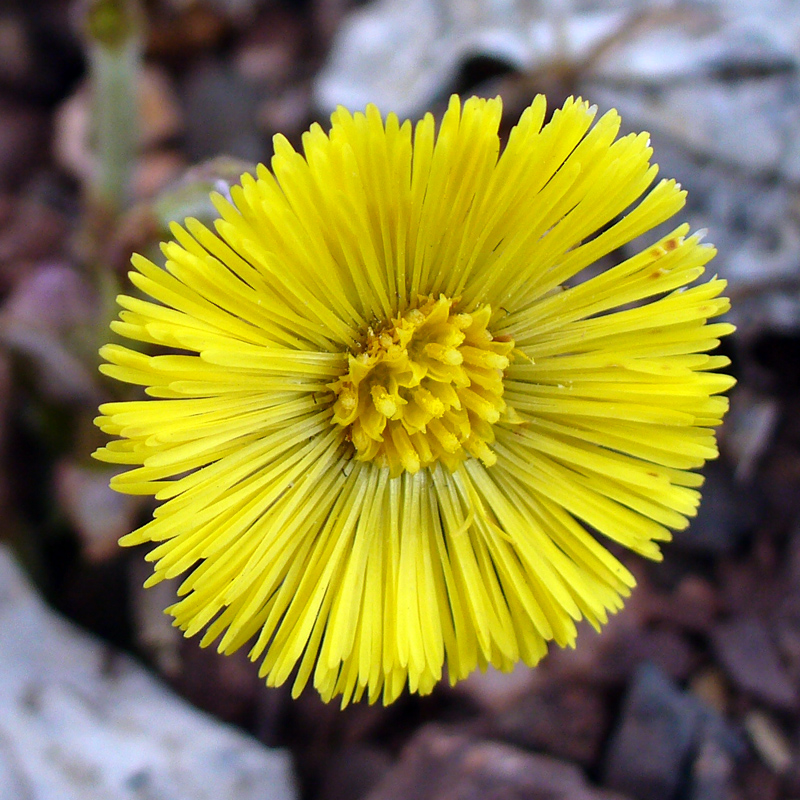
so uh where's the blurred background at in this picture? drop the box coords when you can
[0,0,797,798]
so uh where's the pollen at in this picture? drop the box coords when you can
[329,295,515,476]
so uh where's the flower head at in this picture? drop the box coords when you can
[95,95,735,706]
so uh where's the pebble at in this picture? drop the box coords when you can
[181,59,265,164]
[0,262,98,404]
[0,96,48,191]
[0,5,81,102]
[722,388,780,483]
[365,724,629,800]
[257,84,311,141]
[690,667,730,716]
[643,575,720,634]
[712,616,798,712]
[316,744,393,800]
[0,193,69,290]
[490,677,609,766]
[604,664,702,800]
[689,735,737,800]
[234,7,304,88]
[455,663,537,714]
[744,710,793,774]
[54,460,143,562]
[672,461,757,555]
[132,149,186,201]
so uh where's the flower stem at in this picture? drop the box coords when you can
[83,0,144,232]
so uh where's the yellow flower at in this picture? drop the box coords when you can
[94,95,735,707]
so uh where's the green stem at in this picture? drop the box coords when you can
[84,0,144,220]
[79,0,145,380]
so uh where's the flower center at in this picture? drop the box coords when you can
[330,295,515,476]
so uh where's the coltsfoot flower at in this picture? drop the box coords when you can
[94,95,735,706]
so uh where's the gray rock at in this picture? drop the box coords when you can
[181,60,265,165]
[604,664,701,800]
[365,724,630,800]
[0,544,297,800]
[491,678,609,766]
[672,461,757,555]
[0,97,47,191]
[689,735,737,800]
[712,616,798,712]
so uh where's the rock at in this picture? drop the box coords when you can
[642,575,720,635]
[0,196,69,290]
[314,0,800,337]
[175,638,265,729]
[717,550,788,620]
[744,711,792,774]
[132,149,186,200]
[0,96,48,191]
[234,7,304,88]
[455,663,537,715]
[365,725,628,800]
[688,701,747,800]
[490,678,609,766]
[721,388,780,483]
[712,616,798,712]
[689,735,737,800]
[316,1,800,121]
[672,461,757,555]
[0,262,99,404]
[0,4,82,103]
[690,668,730,716]
[591,97,800,299]
[637,627,702,683]
[128,559,182,678]
[602,661,744,800]
[550,610,699,688]
[314,0,637,118]
[316,744,393,800]
[604,664,702,800]
[257,84,311,141]
[54,460,144,562]
[740,760,782,800]
[0,544,297,800]
[181,59,265,164]
[585,73,795,178]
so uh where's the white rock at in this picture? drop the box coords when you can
[314,0,630,118]
[314,0,800,304]
[0,545,297,800]
[315,0,800,118]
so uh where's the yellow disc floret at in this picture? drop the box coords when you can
[330,295,515,476]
